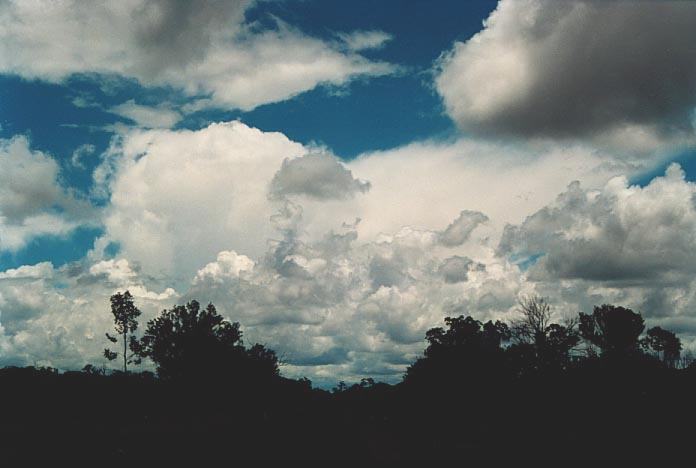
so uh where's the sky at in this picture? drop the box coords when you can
[1,0,696,386]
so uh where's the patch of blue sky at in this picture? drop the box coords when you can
[630,149,696,187]
[1,76,114,192]
[246,0,497,67]
[182,73,457,158]
[511,253,544,272]
[173,0,499,159]
[0,226,103,271]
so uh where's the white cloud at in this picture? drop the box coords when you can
[97,121,306,277]
[0,0,395,110]
[435,0,696,152]
[96,121,633,282]
[70,144,96,169]
[0,258,176,369]
[109,100,182,129]
[338,30,393,51]
[6,120,687,381]
[343,138,637,244]
[0,136,95,251]
[193,250,255,284]
[500,164,696,283]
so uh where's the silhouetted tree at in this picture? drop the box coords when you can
[641,326,682,367]
[511,295,552,344]
[509,296,579,370]
[246,343,281,379]
[104,291,141,373]
[136,300,242,380]
[424,315,510,355]
[81,364,106,376]
[136,300,279,382]
[360,377,376,388]
[333,381,348,393]
[405,315,510,386]
[579,305,645,358]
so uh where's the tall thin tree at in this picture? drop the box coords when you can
[104,291,142,373]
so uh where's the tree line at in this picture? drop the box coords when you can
[1,292,694,465]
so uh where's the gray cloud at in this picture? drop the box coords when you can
[436,0,696,143]
[439,256,478,284]
[438,210,488,247]
[0,136,96,251]
[270,152,371,200]
[131,0,251,78]
[499,164,696,283]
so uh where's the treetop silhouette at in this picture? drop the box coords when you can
[104,290,141,373]
[579,304,645,357]
[136,300,279,382]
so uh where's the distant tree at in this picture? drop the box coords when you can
[136,300,279,381]
[579,305,645,357]
[104,291,141,373]
[333,381,348,393]
[640,326,682,367]
[424,315,510,356]
[81,364,106,376]
[360,377,376,389]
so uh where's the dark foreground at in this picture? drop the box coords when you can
[1,361,695,466]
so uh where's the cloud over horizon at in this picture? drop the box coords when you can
[3,118,688,383]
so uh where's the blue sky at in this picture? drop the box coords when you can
[2,0,696,383]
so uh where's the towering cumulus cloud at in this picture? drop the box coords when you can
[435,0,696,149]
